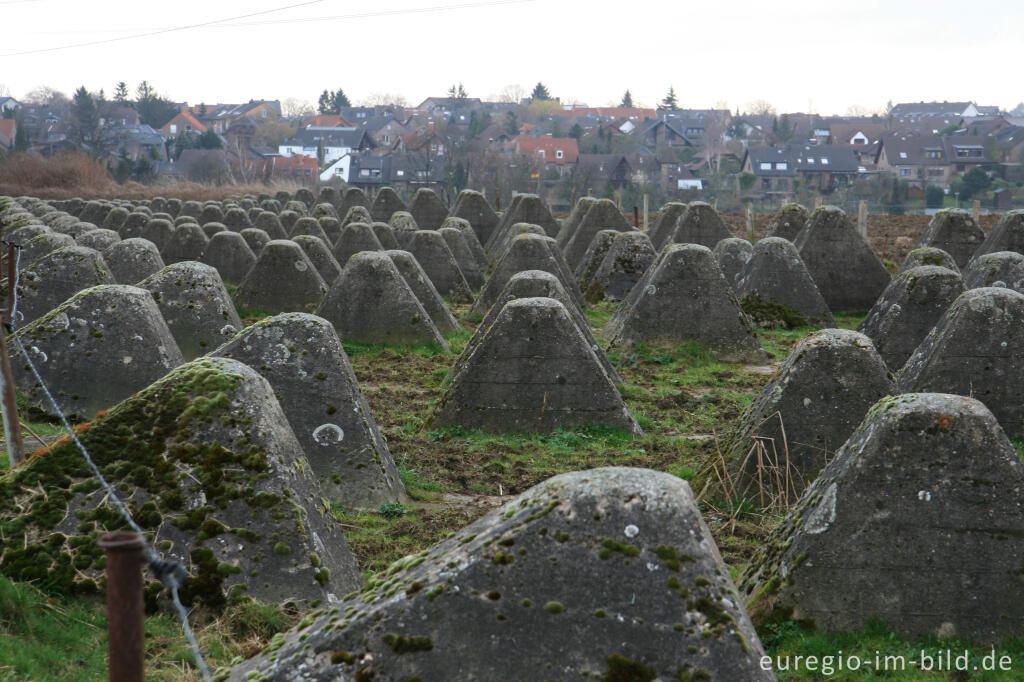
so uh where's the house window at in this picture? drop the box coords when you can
[538,150,545,157]
[170,124,178,134]
[927,167,945,177]
[776,162,788,170]
[262,110,268,118]
[899,168,912,177]
[820,158,829,165]
[381,135,390,143]
[396,170,404,177]
[899,152,907,159]
[807,158,815,164]
[556,150,563,159]
[926,150,941,159]
[759,162,771,170]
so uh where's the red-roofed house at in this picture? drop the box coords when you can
[0,119,16,152]
[515,136,579,173]
[160,110,207,138]
[306,114,355,129]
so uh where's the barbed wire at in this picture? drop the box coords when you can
[2,239,211,681]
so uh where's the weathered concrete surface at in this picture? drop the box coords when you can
[739,393,1024,642]
[338,187,371,220]
[472,233,584,317]
[722,329,893,501]
[407,230,473,302]
[670,201,732,249]
[0,356,361,610]
[898,287,1024,435]
[212,314,407,508]
[713,237,753,289]
[103,238,165,285]
[647,201,688,250]
[915,209,985,268]
[606,244,767,362]
[253,212,288,240]
[440,226,484,290]
[794,205,891,311]
[199,231,256,285]
[442,216,488,271]
[333,222,384,268]
[389,211,419,248]
[449,189,499,245]
[11,284,183,419]
[897,246,960,275]
[370,187,408,223]
[857,265,965,370]
[318,251,447,347]
[764,203,809,242]
[15,245,116,323]
[962,251,1024,292]
[563,198,631,269]
[240,228,271,256]
[409,188,449,231]
[139,262,243,360]
[737,237,834,328]
[230,467,770,682]
[76,228,121,252]
[585,230,657,303]
[490,193,560,246]
[234,240,327,314]
[575,229,619,288]
[384,250,460,335]
[289,216,332,245]
[371,222,400,250]
[973,210,1024,262]
[435,297,640,434]
[554,196,598,248]
[293,234,343,285]
[161,223,209,264]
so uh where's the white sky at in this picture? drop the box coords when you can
[0,0,1019,115]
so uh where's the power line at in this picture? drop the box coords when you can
[0,0,537,55]
[0,0,326,57]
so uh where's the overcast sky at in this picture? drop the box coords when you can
[1,0,1018,115]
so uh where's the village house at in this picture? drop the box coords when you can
[514,135,579,175]
[197,100,281,134]
[159,110,206,138]
[741,144,859,194]
[279,128,374,165]
[875,133,995,186]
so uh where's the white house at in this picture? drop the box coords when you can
[278,129,373,166]
[319,153,354,183]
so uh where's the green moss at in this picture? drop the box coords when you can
[601,654,656,682]
[598,538,640,560]
[331,651,356,665]
[740,291,810,329]
[544,601,564,614]
[381,633,433,654]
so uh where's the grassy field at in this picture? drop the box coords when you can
[3,301,1023,680]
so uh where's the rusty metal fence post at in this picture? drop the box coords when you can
[99,531,146,682]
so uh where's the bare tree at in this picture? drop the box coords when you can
[360,92,409,107]
[493,84,525,104]
[282,97,315,119]
[746,99,776,116]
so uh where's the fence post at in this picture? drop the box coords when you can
[633,206,639,229]
[0,243,24,467]
[642,194,648,232]
[99,531,146,682]
[745,204,755,242]
[973,199,981,222]
[857,200,868,239]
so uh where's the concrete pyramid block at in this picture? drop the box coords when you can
[585,230,657,303]
[963,251,1024,292]
[77,200,109,225]
[141,218,174,252]
[371,186,408,223]
[253,211,288,240]
[384,250,459,334]
[12,284,183,419]
[198,203,224,225]
[312,202,338,220]
[164,197,183,216]
[177,200,201,219]
[278,210,300,234]
[490,193,560,249]
[4,223,50,245]
[606,244,767,362]
[915,208,986,267]
[858,265,965,370]
[76,228,121,251]
[449,189,499,245]
[161,223,209,264]
[435,297,640,434]
[442,216,488,271]
[333,222,384,267]
[117,211,150,239]
[563,198,632,268]
[407,230,473,302]
[898,287,1024,434]
[293,234,342,284]
[15,245,115,322]
[764,202,809,241]
[669,201,733,249]
[648,201,687,249]
[0,356,360,609]
[240,227,271,256]
[389,210,419,247]
[794,205,891,310]
[235,240,327,315]
[318,215,342,245]
[488,222,546,261]
[101,205,129,231]
[455,270,620,384]
[229,467,770,682]
[103,238,165,284]
[199,231,256,285]
[338,187,371,218]
[736,237,834,328]
[897,246,959,275]
[721,329,893,501]
[289,216,331,245]
[341,205,373,230]
[212,313,407,508]
[223,207,253,231]
[575,229,619,285]
[409,188,448,231]
[440,226,484,289]
[139,261,242,360]
[318,251,447,347]
[555,196,598,247]
[318,186,340,209]
[972,209,1024,261]
[713,237,753,289]
[295,188,316,208]
[472,233,585,317]
[739,393,1024,641]
[371,221,399,250]
[173,215,199,228]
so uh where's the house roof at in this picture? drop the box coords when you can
[515,135,579,164]
[307,114,355,128]
[890,101,975,117]
[282,128,374,149]
[100,124,165,146]
[552,106,657,121]
[829,122,887,146]
[162,110,207,134]
[746,144,859,175]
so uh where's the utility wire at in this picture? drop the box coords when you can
[0,0,326,57]
[4,241,211,681]
[1,0,535,55]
